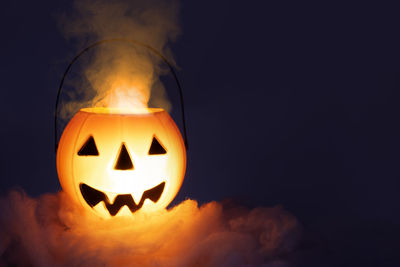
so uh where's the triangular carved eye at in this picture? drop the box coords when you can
[78,136,99,156]
[148,136,167,155]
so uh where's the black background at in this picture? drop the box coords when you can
[0,1,399,266]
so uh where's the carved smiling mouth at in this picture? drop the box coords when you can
[79,182,165,216]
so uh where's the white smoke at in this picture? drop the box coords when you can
[58,0,179,119]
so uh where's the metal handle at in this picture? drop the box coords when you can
[55,38,189,152]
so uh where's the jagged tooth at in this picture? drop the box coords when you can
[131,191,144,205]
[103,192,119,204]
[92,202,108,215]
[117,206,132,217]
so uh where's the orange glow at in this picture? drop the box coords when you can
[57,107,186,218]
[80,107,162,114]
[93,81,150,110]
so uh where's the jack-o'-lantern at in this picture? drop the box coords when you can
[57,107,186,217]
[54,39,188,218]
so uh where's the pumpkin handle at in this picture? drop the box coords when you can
[54,38,189,152]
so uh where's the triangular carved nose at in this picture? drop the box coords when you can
[114,143,134,170]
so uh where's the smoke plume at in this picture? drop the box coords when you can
[0,190,301,266]
[58,0,179,119]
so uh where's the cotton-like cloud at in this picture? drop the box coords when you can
[0,190,301,266]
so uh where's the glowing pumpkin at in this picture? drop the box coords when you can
[56,107,186,218]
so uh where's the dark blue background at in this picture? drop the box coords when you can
[0,1,399,266]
